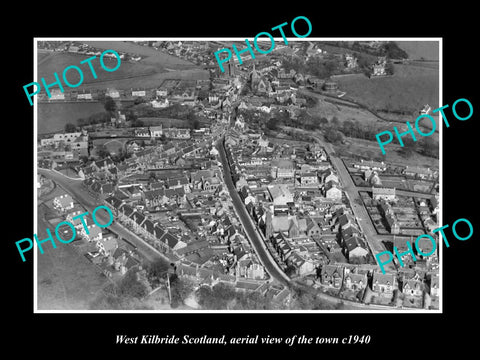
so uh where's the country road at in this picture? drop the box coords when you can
[38,168,171,264]
[39,155,394,310]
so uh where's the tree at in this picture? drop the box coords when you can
[398,137,417,158]
[318,117,329,127]
[382,42,408,59]
[385,62,394,75]
[285,264,297,277]
[420,137,439,158]
[104,96,117,112]
[342,120,355,137]
[96,145,110,159]
[324,128,343,144]
[195,282,236,310]
[266,117,278,131]
[118,268,152,299]
[169,275,194,308]
[331,116,340,127]
[132,119,144,127]
[65,123,77,133]
[149,172,157,181]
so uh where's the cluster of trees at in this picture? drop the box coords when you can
[195,283,273,310]
[169,274,194,308]
[281,56,339,79]
[347,41,409,59]
[324,127,344,144]
[382,42,409,59]
[289,285,344,310]
[143,259,195,308]
[88,260,198,310]
[339,119,378,141]
[89,268,153,310]
[126,103,202,130]
[77,112,111,127]
[65,123,77,132]
[397,136,438,159]
[266,109,324,132]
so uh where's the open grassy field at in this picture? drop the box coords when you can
[37,198,108,310]
[37,47,209,91]
[335,63,439,114]
[337,136,439,169]
[82,41,195,67]
[137,116,191,128]
[396,41,440,61]
[37,52,159,87]
[38,101,105,134]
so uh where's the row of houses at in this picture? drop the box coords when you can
[51,192,140,277]
[320,264,439,299]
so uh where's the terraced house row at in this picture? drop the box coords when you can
[104,196,186,254]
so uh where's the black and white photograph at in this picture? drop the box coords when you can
[33,38,442,313]
[6,5,478,356]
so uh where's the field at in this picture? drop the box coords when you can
[37,44,209,92]
[396,41,440,61]
[336,137,439,169]
[307,93,383,127]
[37,191,108,310]
[136,116,191,128]
[38,101,105,134]
[82,41,195,67]
[335,63,439,114]
[37,52,159,87]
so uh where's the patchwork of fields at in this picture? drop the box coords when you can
[335,63,439,114]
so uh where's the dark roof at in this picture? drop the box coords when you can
[144,189,165,200]
[143,219,155,234]
[105,196,123,209]
[131,211,146,225]
[122,204,135,217]
[162,232,179,248]
[113,247,128,259]
[344,235,367,251]
[153,225,165,239]
[102,183,114,194]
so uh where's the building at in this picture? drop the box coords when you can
[430,274,439,297]
[272,159,295,179]
[372,271,397,295]
[96,234,118,257]
[325,181,342,200]
[268,184,294,206]
[320,264,344,288]
[345,53,358,69]
[344,235,369,260]
[401,272,424,297]
[299,172,318,186]
[403,166,435,180]
[371,57,387,77]
[343,268,367,291]
[150,125,163,138]
[53,194,74,212]
[354,159,386,172]
[323,81,338,92]
[372,187,396,201]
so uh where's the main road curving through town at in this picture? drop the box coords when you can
[215,137,291,286]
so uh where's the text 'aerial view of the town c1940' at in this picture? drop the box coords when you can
[35,39,440,312]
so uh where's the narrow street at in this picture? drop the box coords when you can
[215,137,389,309]
[215,138,291,286]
